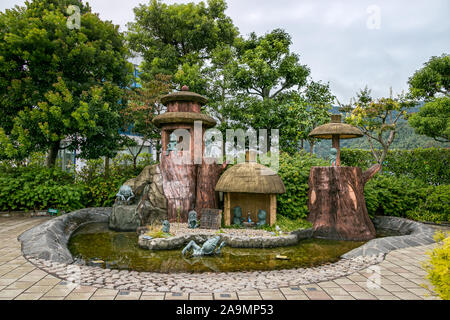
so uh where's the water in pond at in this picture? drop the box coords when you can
[68,223,368,273]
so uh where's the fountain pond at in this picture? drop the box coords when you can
[67,223,398,273]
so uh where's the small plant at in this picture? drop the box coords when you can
[145,225,172,239]
[422,231,450,300]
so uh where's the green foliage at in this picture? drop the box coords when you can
[341,148,450,185]
[408,53,449,99]
[77,153,154,207]
[364,175,449,222]
[409,97,450,143]
[406,185,450,223]
[127,0,237,85]
[260,215,312,233]
[0,0,132,164]
[277,152,328,219]
[423,232,450,300]
[344,88,416,164]
[0,166,85,212]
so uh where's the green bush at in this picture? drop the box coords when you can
[423,232,450,300]
[341,148,450,185]
[364,175,449,222]
[77,153,155,207]
[277,151,328,220]
[0,166,85,212]
[405,185,450,223]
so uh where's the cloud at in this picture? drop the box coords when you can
[1,0,449,102]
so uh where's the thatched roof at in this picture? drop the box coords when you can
[309,114,363,139]
[161,91,208,106]
[215,162,286,194]
[153,112,217,128]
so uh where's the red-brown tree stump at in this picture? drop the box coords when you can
[160,153,197,222]
[307,165,381,241]
[195,160,226,218]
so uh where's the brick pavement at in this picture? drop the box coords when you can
[0,217,443,300]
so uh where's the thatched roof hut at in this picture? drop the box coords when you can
[215,162,285,194]
[216,162,285,226]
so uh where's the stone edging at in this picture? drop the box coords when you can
[17,209,440,292]
[341,216,437,259]
[138,229,311,250]
[18,208,111,263]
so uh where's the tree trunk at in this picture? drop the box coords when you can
[307,164,381,241]
[104,157,110,177]
[160,152,197,222]
[195,160,226,219]
[46,141,60,168]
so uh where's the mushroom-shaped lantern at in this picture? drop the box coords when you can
[308,114,363,166]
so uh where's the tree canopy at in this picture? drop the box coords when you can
[407,54,449,143]
[0,0,132,166]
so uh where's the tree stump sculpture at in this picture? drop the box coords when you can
[307,164,380,241]
[308,114,379,241]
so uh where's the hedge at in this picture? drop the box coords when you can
[341,148,450,185]
[276,151,328,220]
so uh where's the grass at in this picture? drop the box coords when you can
[144,225,172,239]
[222,215,312,233]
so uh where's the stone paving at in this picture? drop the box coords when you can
[0,217,444,300]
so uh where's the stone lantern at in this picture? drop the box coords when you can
[308,114,363,166]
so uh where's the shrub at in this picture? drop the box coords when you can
[0,166,85,212]
[405,185,450,223]
[423,232,450,300]
[77,153,155,208]
[364,175,449,222]
[277,151,328,220]
[341,148,450,185]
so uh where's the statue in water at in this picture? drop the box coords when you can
[116,185,135,205]
[182,236,226,257]
[329,148,338,166]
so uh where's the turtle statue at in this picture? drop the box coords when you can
[162,220,170,233]
[329,148,338,166]
[182,236,226,257]
[256,209,267,226]
[188,210,199,229]
[115,185,135,205]
[233,206,244,226]
[166,132,178,155]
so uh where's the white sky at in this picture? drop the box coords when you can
[1,0,449,102]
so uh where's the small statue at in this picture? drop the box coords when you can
[115,185,135,205]
[188,210,199,229]
[329,148,338,166]
[182,236,226,257]
[162,220,170,233]
[233,206,243,226]
[256,209,267,226]
[166,132,178,156]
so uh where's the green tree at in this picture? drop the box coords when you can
[122,74,172,166]
[222,29,333,154]
[408,97,449,143]
[345,87,416,164]
[408,54,450,143]
[126,0,238,90]
[408,53,449,99]
[0,0,132,167]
